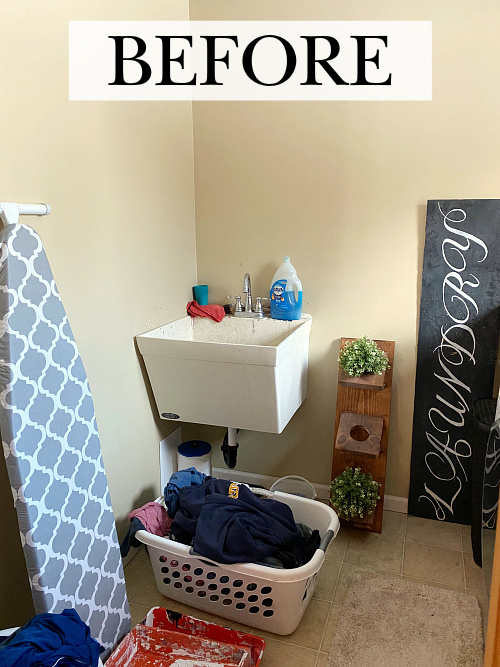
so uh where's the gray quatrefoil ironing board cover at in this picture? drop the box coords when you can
[0,223,130,656]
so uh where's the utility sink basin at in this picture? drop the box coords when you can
[136,314,312,433]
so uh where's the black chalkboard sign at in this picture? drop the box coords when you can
[408,200,500,524]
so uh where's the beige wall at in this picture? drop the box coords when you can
[0,0,196,626]
[190,0,500,497]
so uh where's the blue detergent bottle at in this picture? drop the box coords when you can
[269,257,303,320]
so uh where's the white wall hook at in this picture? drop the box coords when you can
[0,202,51,227]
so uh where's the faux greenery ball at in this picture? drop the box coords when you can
[338,336,390,377]
[330,467,381,520]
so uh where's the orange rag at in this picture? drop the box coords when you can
[187,300,225,323]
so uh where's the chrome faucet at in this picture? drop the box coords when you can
[227,273,270,318]
[243,273,252,314]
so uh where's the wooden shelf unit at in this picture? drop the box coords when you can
[331,338,395,534]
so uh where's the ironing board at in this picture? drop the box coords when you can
[0,223,130,657]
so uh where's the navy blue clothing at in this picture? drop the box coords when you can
[0,608,101,667]
[170,478,232,544]
[163,467,206,517]
[120,517,147,557]
[258,524,321,569]
[171,479,298,564]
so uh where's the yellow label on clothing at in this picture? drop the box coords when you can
[228,482,239,499]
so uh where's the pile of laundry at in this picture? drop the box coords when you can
[0,608,101,667]
[121,468,320,568]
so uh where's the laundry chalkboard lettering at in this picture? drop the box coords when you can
[409,200,500,524]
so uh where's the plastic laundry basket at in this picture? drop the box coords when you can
[270,475,317,499]
[135,489,339,635]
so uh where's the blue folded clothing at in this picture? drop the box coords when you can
[0,608,101,667]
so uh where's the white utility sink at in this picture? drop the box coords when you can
[136,314,312,433]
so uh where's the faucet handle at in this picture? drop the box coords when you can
[226,296,243,312]
[254,297,270,314]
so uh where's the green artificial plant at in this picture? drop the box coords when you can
[330,467,381,520]
[338,336,390,377]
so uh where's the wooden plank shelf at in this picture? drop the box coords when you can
[338,368,386,391]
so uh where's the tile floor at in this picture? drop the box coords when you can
[124,510,489,667]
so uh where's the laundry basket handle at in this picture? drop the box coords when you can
[251,488,274,499]
[319,529,336,552]
[269,475,317,498]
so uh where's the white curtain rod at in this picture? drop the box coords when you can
[0,202,51,227]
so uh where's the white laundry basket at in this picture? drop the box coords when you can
[135,490,339,635]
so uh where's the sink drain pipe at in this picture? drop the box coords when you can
[221,427,239,468]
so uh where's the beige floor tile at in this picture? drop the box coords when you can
[461,524,473,554]
[125,551,151,569]
[406,515,462,551]
[125,552,153,574]
[402,577,465,593]
[344,532,403,574]
[124,558,153,600]
[380,510,407,542]
[403,542,464,587]
[467,588,488,610]
[324,530,347,562]
[258,637,318,667]
[464,552,487,591]
[254,598,329,650]
[333,563,399,605]
[467,588,489,636]
[482,528,496,560]
[336,524,361,541]
[321,604,341,653]
[313,559,341,601]
[134,546,150,561]
[129,602,150,628]
[316,652,329,667]
[130,576,172,607]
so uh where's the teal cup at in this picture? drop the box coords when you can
[193,284,208,305]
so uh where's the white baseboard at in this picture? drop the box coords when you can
[213,467,408,514]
